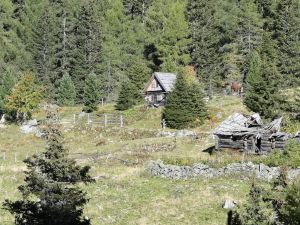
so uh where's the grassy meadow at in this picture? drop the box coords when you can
[0,96,283,225]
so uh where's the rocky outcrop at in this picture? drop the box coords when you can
[146,160,300,181]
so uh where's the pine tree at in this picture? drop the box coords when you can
[3,106,94,225]
[163,73,206,129]
[57,72,76,106]
[83,72,99,113]
[295,87,300,120]
[244,33,282,119]
[115,81,138,111]
[123,0,152,23]
[280,178,300,225]
[273,0,300,86]
[5,72,43,122]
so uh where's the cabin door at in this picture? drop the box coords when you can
[255,134,262,153]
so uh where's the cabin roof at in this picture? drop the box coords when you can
[213,113,283,137]
[144,72,177,93]
[154,72,177,92]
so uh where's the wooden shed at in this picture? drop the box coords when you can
[213,113,299,154]
[144,72,177,107]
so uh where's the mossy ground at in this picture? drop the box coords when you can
[1,96,294,225]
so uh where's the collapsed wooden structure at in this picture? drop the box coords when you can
[213,113,300,154]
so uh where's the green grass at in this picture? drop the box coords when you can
[0,96,274,225]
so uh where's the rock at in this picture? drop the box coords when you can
[79,112,86,118]
[20,119,39,135]
[158,130,197,138]
[0,124,7,129]
[0,114,6,124]
[223,199,237,209]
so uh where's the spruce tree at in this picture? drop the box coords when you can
[57,73,76,106]
[163,73,206,129]
[273,0,300,86]
[115,81,138,111]
[3,106,94,225]
[83,72,99,113]
[244,33,282,119]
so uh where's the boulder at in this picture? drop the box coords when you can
[223,199,237,209]
[20,119,42,137]
[0,114,6,124]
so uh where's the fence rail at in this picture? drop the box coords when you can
[60,113,124,128]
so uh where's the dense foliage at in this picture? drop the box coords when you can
[0,0,298,114]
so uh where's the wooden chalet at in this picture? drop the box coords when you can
[213,113,300,154]
[144,72,177,107]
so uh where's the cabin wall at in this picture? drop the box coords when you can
[216,134,287,154]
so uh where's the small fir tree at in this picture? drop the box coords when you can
[83,72,99,113]
[4,72,43,122]
[3,106,94,225]
[115,81,138,111]
[163,73,206,129]
[57,73,76,106]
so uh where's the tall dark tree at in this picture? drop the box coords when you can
[123,0,152,23]
[187,0,221,96]
[163,73,206,129]
[244,33,282,119]
[83,72,99,113]
[72,1,102,101]
[3,106,94,225]
[0,67,16,113]
[273,0,300,86]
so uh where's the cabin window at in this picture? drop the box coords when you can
[157,95,163,101]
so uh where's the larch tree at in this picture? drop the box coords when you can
[3,105,94,225]
[4,72,43,122]
[0,67,16,113]
[146,0,191,73]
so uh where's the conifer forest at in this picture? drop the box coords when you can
[0,0,300,225]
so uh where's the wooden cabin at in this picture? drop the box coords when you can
[144,72,177,107]
[213,113,299,154]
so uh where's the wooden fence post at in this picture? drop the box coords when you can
[73,114,76,124]
[101,98,104,107]
[104,114,107,127]
[87,113,90,125]
[2,152,6,161]
[120,115,123,128]
[14,152,17,162]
